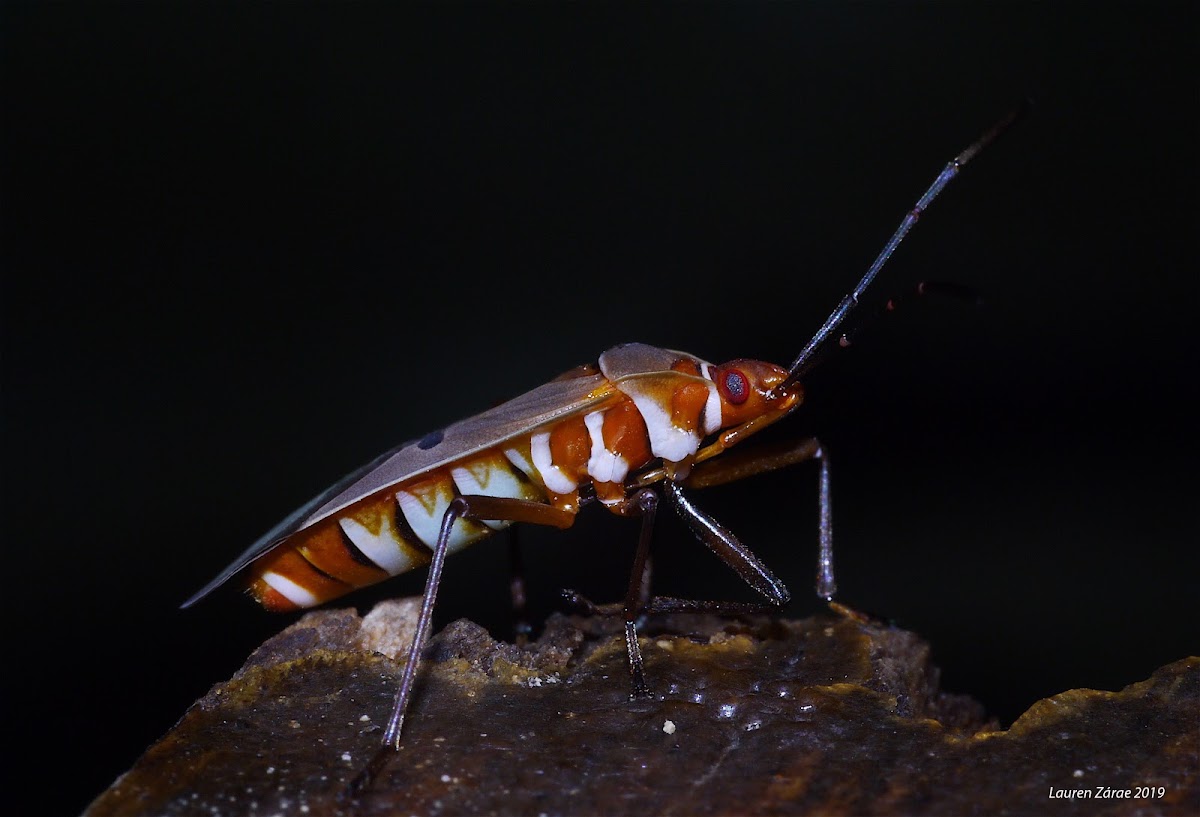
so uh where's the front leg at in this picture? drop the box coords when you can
[565,481,793,688]
[684,436,835,600]
[660,480,791,607]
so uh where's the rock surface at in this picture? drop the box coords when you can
[87,600,1198,816]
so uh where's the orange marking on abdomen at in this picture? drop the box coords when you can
[603,397,652,470]
[550,415,591,482]
[244,442,570,611]
[247,547,349,610]
[296,521,392,588]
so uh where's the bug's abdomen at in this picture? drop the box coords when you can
[246,449,548,611]
[242,380,710,612]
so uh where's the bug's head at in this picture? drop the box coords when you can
[710,359,802,427]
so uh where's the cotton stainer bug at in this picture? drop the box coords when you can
[182,104,1025,794]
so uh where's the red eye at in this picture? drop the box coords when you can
[722,369,749,405]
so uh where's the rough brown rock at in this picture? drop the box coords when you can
[86,600,1199,816]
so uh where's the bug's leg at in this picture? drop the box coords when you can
[652,480,792,613]
[685,436,835,600]
[346,495,574,799]
[638,553,654,610]
[614,487,659,698]
[559,488,659,696]
[508,527,532,645]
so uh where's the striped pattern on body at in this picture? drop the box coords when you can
[182,342,796,614]
[249,447,545,611]
[246,352,726,611]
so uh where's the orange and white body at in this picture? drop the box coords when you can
[185,343,800,613]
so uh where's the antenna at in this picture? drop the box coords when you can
[775,101,1029,393]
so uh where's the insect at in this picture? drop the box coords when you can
[183,105,1024,793]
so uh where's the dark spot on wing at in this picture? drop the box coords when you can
[417,429,444,450]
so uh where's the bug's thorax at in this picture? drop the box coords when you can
[595,354,802,494]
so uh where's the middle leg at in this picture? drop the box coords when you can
[561,486,660,697]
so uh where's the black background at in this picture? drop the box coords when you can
[3,4,1197,815]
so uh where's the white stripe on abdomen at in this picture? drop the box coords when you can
[584,409,630,484]
[338,513,420,576]
[397,480,485,554]
[261,570,320,607]
[619,382,702,463]
[451,453,534,530]
[530,430,578,494]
